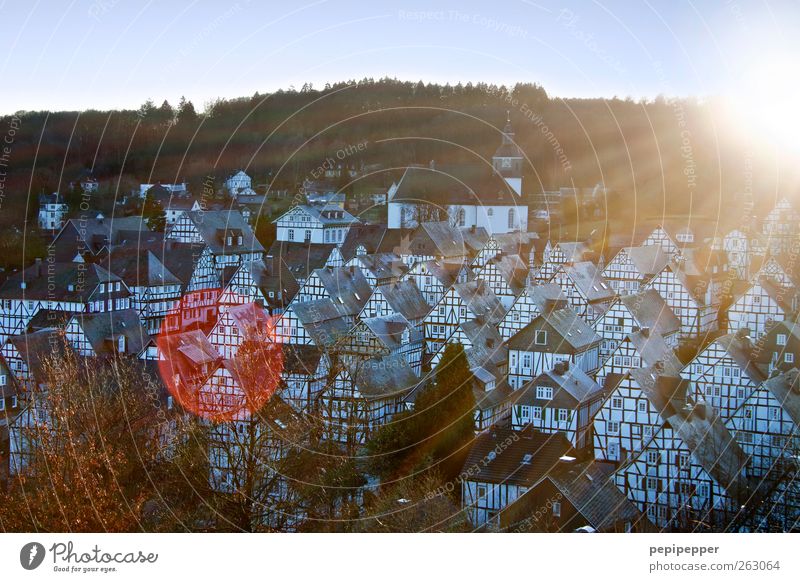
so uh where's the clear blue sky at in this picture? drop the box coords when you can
[0,0,798,113]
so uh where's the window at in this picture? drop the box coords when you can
[0,374,5,386]
[487,208,493,217]
[777,334,787,346]
[611,397,623,409]
[304,230,311,242]
[508,208,515,229]
[646,477,658,491]
[552,501,561,517]
[558,409,568,422]
[288,229,295,241]
[607,421,620,435]
[638,401,647,413]
[522,354,532,369]
[477,485,487,498]
[532,406,542,419]
[535,330,547,345]
[457,208,466,227]
[0,399,4,411]
[536,386,553,400]
[646,450,659,465]
[786,353,795,363]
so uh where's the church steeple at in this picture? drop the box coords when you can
[493,113,523,195]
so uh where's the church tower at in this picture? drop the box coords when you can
[492,112,523,196]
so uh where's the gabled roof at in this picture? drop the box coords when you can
[7,328,72,383]
[67,309,150,356]
[669,402,750,499]
[361,314,410,351]
[339,223,389,261]
[626,329,683,371]
[52,216,151,256]
[377,280,430,320]
[452,279,506,324]
[179,210,264,255]
[561,261,615,303]
[760,368,800,427]
[509,307,601,352]
[352,253,408,281]
[410,222,477,259]
[349,353,422,399]
[500,460,647,532]
[620,289,681,337]
[266,240,336,282]
[280,344,325,376]
[274,203,359,226]
[391,164,522,206]
[461,427,572,487]
[421,258,468,289]
[0,261,127,303]
[226,302,272,338]
[619,245,670,276]
[293,298,352,348]
[103,248,182,288]
[313,266,372,317]
[242,257,300,309]
[459,318,506,370]
[712,332,768,384]
[510,364,602,408]
[490,253,528,296]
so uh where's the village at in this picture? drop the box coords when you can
[0,117,798,533]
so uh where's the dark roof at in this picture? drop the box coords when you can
[500,460,647,531]
[619,289,681,337]
[510,365,602,408]
[392,164,523,205]
[350,354,422,399]
[760,368,800,427]
[67,309,150,356]
[561,261,615,302]
[102,248,182,288]
[243,258,300,309]
[314,266,372,317]
[339,223,389,261]
[378,280,430,320]
[7,329,72,384]
[462,427,572,487]
[180,210,264,255]
[453,279,506,324]
[0,261,127,303]
[266,240,336,282]
[508,307,601,352]
[280,344,325,376]
[293,298,352,348]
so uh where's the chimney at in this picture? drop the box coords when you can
[653,360,665,375]
[429,160,436,170]
[640,327,650,337]
[486,338,495,349]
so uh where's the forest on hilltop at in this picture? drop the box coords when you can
[0,77,781,235]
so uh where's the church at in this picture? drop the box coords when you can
[387,116,528,234]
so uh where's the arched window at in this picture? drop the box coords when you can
[508,208,515,229]
[457,208,466,227]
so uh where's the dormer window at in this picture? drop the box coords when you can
[117,335,126,353]
[227,236,233,246]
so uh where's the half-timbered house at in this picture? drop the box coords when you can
[551,261,615,324]
[460,427,572,529]
[681,331,768,421]
[506,307,601,389]
[509,361,603,449]
[602,245,670,296]
[727,277,796,340]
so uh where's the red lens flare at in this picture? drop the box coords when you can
[156,289,284,422]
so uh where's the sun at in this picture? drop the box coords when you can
[726,59,800,154]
